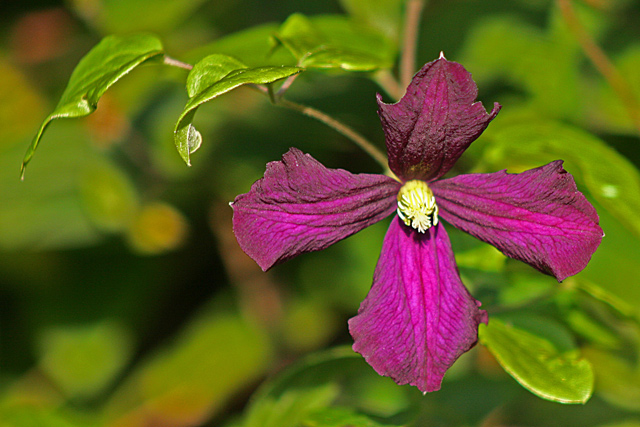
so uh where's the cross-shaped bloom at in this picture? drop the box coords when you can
[231,56,603,393]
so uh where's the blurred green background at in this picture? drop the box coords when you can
[2,0,640,426]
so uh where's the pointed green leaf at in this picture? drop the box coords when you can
[186,54,247,98]
[174,60,302,165]
[274,14,395,71]
[479,318,594,404]
[21,34,163,177]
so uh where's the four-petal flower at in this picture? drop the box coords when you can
[231,56,603,392]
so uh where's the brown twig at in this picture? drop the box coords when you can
[400,0,426,88]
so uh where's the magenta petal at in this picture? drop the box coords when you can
[378,56,501,182]
[231,148,401,271]
[431,161,604,281]
[349,218,487,393]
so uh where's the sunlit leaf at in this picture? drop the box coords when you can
[461,16,582,121]
[186,23,296,67]
[37,321,133,399]
[455,243,506,273]
[480,318,594,404]
[174,60,302,165]
[593,44,640,134]
[302,407,399,427]
[104,310,273,427]
[583,347,640,411]
[244,384,339,427]
[481,118,640,239]
[1,124,111,250]
[0,404,91,427]
[273,14,395,71]
[240,347,409,427]
[338,0,403,43]
[21,34,163,177]
[186,54,247,98]
[69,0,207,34]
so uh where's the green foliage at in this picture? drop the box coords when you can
[37,321,133,399]
[338,0,403,43]
[5,0,640,426]
[21,34,164,177]
[236,347,406,427]
[480,318,594,404]
[103,308,273,425]
[175,56,302,164]
[273,14,396,71]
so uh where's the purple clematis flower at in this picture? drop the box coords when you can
[231,56,603,393]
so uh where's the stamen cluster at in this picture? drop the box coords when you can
[397,180,439,233]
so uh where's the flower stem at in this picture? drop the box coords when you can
[277,98,389,170]
[163,55,193,70]
[400,0,426,88]
[557,0,640,135]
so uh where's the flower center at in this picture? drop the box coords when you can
[397,180,439,233]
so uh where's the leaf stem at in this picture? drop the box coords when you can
[163,55,193,70]
[557,0,640,135]
[400,0,426,88]
[276,98,389,170]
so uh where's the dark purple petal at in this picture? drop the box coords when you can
[431,161,603,281]
[378,56,501,182]
[349,217,487,393]
[231,148,401,271]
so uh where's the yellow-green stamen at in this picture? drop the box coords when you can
[397,180,439,233]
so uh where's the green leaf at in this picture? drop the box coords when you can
[481,118,640,239]
[338,0,403,43]
[302,407,398,427]
[244,384,340,427]
[0,405,91,427]
[273,14,395,71]
[239,347,409,427]
[1,123,122,250]
[37,321,133,399]
[594,44,640,134]
[583,347,640,411]
[104,310,273,425]
[479,318,594,404]
[174,60,302,165]
[186,54,247,98]
[69,0,208,34]
[21,34,163,177]
[461,16,583,121]
[186,23,297,67]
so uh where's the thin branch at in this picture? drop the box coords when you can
[374,69,404,101]
[163,55,193,71]
[557,0,640,135]
[275,73,300,100]
[400,0,426,88]
[277,98,389,171]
